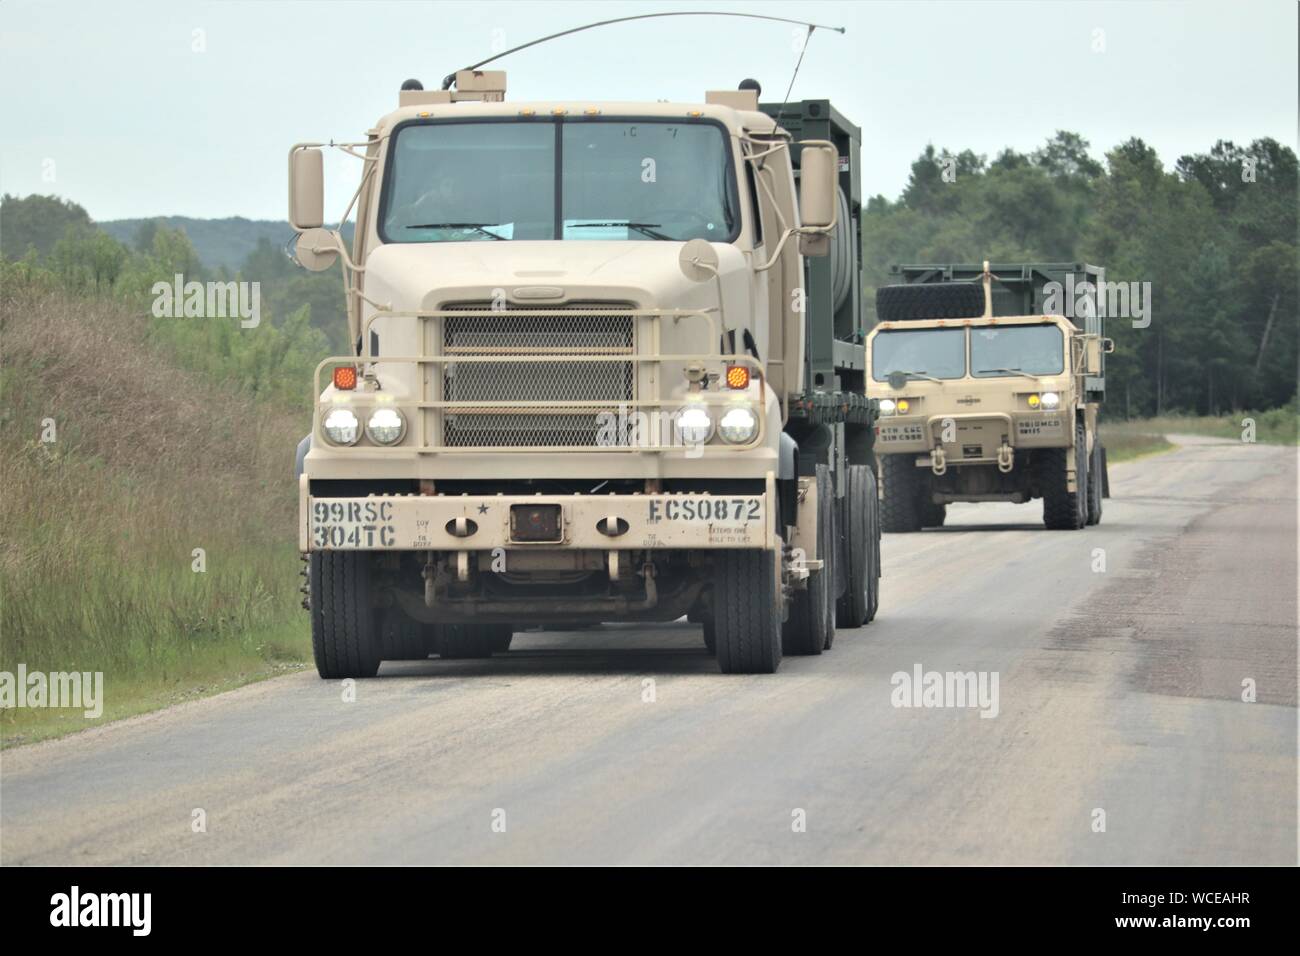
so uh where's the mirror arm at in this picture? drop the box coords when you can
[754,224,830,273]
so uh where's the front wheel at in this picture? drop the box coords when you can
[1041,421,1089,530]
[310,552,382,679]
[880,454,923,533]
[713,549,782,674]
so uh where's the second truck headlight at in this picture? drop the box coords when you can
[1040,391,1061,410]
[718,405,759,444]
[365,407,406,445]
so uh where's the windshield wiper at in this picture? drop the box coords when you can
[891,369,943,384]
[567,221,673,241]
[977,366,1040,380]
[406,222,507,240]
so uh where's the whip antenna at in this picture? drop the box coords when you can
[441,11,845,89]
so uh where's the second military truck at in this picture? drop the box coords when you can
[868,262,1113,531]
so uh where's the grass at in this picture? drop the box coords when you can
[0,288,314,747]
[1098,426,1175,463]
[1101,403,1299,463]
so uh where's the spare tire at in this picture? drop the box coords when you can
[876,283,985,322]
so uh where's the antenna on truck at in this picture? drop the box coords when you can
[440,11,845,90]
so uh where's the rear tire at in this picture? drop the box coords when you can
[784,465,834,655]
[381,608,434,661]
[880,454,923,533]
[1086,438,1104,526]
[310,552,381,679]
[836,464,879,628]
[1042,421,1089,530]
[435,623,513,659]
[920,500,947,528]
[713,549,782,674]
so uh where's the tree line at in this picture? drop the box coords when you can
[863,132,1297,417]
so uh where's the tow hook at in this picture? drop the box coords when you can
[931,446,947,476]
[997,443,1014,473]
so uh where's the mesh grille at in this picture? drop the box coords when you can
[442,305,635,447]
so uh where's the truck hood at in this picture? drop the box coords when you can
[362,239,747,314]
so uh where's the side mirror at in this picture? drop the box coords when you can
[1102,337,1115,354]
[289,147,325,230]
[1084,337,1104,376]
[797,142,837,231]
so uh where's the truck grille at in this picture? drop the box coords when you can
[441,304,635,448]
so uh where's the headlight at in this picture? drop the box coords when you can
[673,404,713,445]
[322,407,360,446]
[896,398,911,414]
[1040,391,1061,410]
[366,407,406,445]
[718,405,759,444]
[878,399,897,415]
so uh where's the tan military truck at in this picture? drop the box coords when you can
[289,73,881,676]
[867,262,1113,532]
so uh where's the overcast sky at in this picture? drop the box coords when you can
[1,0,1295,221]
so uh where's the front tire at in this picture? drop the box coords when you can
[1042,421,1089,530]
[880,454,923,533]
[310,552,381,679]
[713,549,782,674]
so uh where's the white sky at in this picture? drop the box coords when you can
[1,0,1295,221]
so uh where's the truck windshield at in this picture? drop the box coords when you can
[380,119,738,243]
[970,325,1065,377]
[871,328,966,382]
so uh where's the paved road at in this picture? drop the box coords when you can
[3,435,1295,865]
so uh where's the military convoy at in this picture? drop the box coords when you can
[289,72,880,676]
[868,263,1113,531]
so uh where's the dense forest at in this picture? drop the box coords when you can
[2,130,1295,417]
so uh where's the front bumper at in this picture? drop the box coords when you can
[299,474,778,552]
[876,411,1067,458]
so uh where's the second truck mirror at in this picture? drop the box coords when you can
[1085,337,1104,376]
[798,142,837,230]
[289,148,325,230]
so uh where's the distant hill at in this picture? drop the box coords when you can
[97,216,354,272]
